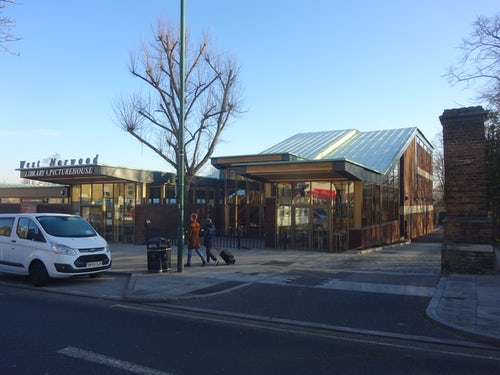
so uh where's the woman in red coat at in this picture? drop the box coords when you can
[185,213,206,267]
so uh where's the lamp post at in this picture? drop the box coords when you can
[177,0,186,272]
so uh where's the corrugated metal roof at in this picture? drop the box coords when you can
[260,129,357,159]
[324,127,417,174]
[259,127,418,175]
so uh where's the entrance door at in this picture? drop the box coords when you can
[276,204,291,250]
[81,206,103,236]
[312,207,329,250]
[293,206,310,250]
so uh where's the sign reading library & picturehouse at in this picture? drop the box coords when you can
[18,155,99,178]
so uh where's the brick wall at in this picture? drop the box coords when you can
[439,106,495,274]
[441,107,489,218]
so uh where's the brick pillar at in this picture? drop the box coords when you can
[439,106,495,274]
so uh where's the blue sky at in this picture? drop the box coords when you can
[1,0,499,183]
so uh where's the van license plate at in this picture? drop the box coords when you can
[87,261,102,268]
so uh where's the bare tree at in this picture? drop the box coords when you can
[485,112,500,241]
[0,0,21,55]
[115,19,243,193]
[447,13,500,240]
[432,132,445,211]
[446,13,500,108]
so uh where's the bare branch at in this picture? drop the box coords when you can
[446,14,500,107]
[114,17,244,193]
[0,0,22,55]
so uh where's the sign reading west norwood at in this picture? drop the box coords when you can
[18,155,99,178]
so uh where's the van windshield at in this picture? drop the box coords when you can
[36,215,97,238]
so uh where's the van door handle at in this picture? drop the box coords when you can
[10,240,16,243]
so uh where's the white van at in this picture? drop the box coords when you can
[0,213,111,286]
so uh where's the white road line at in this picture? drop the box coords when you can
[112,304,497,351]
[57,346,173,375]
[317,280,435,297]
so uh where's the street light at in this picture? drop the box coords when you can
[177,0,186,272]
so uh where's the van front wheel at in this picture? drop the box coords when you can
[30,260,50,287]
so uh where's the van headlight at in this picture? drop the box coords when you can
[51,242,78,256]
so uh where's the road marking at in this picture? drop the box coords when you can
[113,303,499,353]
[317,279,435,297]
[57,346,173,375]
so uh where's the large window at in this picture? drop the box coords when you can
[81,184,91,205]
[277,183,292,205]
[17,217,44,242]
[362,163,400,226]
[0,217,14,236]
[92,184,103,205]
[148,186,161,205]
[248,181,262,205]
[70,182,138,243]
[223,169,263,238]
[293,182,310,204]
[333,181,354,226]
[311,182,334,205]
[195,189,207,205]
[165,186,176,204]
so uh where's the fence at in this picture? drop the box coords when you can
[161,235,265,250]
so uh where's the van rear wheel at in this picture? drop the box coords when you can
[30,260,50,287]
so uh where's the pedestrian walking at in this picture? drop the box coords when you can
[237,224,244,249]
[185,213,206,267]
[201,218,219,265]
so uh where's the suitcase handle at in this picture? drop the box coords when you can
[213,243,222,254]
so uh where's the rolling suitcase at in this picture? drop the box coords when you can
[214,244,236,265]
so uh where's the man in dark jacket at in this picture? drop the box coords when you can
[201,218,219,265]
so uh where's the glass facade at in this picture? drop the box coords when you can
[71,182,138,243]
[223,170,263,238]
[4,124,432,249]
[276,180,355,251]
[362,163,400,227]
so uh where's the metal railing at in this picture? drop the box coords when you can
[165,235,265,250]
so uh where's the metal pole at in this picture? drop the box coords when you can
[177,0,186,272]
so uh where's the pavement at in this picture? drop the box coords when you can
[104,227,500,346]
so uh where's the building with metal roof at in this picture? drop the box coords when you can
[1,126,434,251]
[212,126,434,251]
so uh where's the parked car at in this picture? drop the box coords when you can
[0,213,111,286]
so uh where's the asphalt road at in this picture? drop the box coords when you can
[167,270,468,341]
[1,285,499,375]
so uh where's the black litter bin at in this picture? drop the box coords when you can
[146,237,171,273]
